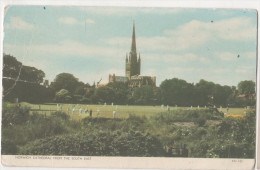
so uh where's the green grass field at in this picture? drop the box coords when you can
[15,102,252,121]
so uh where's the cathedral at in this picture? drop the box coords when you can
[109,23,156,88]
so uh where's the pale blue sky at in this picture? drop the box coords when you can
[3,6,257,86]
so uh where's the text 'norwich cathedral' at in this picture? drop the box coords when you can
[109,23,156,88]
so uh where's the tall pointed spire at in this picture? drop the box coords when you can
[131,21,136,53]
[126,53,128,62]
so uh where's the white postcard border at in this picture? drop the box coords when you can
[0,0,259,170]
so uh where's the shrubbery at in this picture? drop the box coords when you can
[2,104,30,127]
[186,110,255,158]
[151,108,223,125]
[1,104,255,158]
[19,130,165,156]
[1,139,18,154]
[1,105,79,154]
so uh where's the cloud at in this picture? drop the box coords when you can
[76,68,123,84]
[243,52,256,59]
[141,53,208,64]
[142,67,205,86]
[147,66,242,86]
[86,19,95,24]
[5,17,34,30]
[58,17,95,25]
[235,66,255,73]
[4,40,126,84]
[58,17,79,24]
[104,36,192,51]
[4,40,126,61]
[217,52,237,61]
[105,17,256,52]
[165,17,256,42]
[216,51,256,61]
[235,66,256,83]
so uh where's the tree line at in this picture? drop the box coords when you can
[3,54,256,107]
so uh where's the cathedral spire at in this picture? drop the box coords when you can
[131,22,136,53]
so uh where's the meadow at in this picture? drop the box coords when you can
[17,102,250,121]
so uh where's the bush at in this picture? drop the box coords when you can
[2,105,30,127]
[1,110,76,155]
[19,130,165,156]
[196,116,206,126]
[1,139,18,154]
[50,111,70,121]
[151,108,223,124]
[187,110,256,158]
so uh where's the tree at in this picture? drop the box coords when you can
[3,54,45,84]
[55,89,71,102]
[194,79,215,106]
[3,54,49,103]
[160,78,194,106]
[51,73,79,93]
[132,85,155,105]
[95,86,115,103]
[74,82,86,96]
[3,54,22,79]
[107,82,129,104]
[212,84,232,107]
[237,80,255,99]
[20,66,45,84]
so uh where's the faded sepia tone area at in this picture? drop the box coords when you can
[2,6,257,159]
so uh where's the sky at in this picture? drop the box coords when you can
[3,6,257,86]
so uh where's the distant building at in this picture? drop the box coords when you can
[84,83,95,95]
[109,74,129,83]
[108,23,156,87]
[128,75,156,88]
[43,80,49,88]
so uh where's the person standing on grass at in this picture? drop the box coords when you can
[57,104,60,111]
[84,107,88,114]
[90,109,92,117]
[72,107,75,115]
[97,109,100,117]
[113,110,116,119]
[79,108,82,116]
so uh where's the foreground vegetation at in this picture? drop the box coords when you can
[2,103,255,158]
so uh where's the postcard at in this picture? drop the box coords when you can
[0,2,258,170]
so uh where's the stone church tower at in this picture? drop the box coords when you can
[125,23,141,79]
[109,23,156,87]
